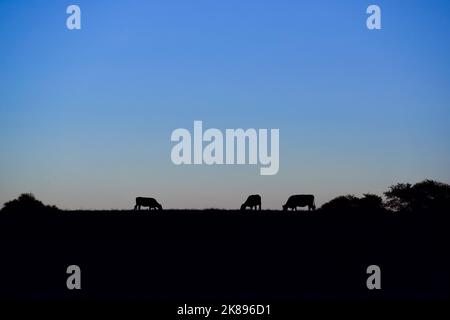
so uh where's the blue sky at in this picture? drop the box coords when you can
[1,0,450,209]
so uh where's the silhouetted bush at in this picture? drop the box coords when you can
[358,193,384,210]
[321,195,359,211]
[384,180,450,212]
[1,193,59,214]
[320,194,385,212]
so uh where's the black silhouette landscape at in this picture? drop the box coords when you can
[0,180,449,301]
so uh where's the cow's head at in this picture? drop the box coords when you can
[157,203,163,210]
[240,204,246,210]
[282,204,287,211]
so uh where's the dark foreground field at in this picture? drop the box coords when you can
[0,209,449,301]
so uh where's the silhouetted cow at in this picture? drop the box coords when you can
[283,195,315,211]
[241,194,261,211]
[134,197,163,211]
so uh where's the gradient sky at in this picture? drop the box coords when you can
[1,0,450,209]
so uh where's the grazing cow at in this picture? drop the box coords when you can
[134,197,163,211]
[241,194,261,211]
[283,195,315,211]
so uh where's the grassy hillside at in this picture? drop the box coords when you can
[0,209,448,300]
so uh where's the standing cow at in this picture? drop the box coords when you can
[241,194,262,211]
[283,195,315,211]
[134,197,163,211]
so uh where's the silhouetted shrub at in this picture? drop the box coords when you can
[384,180,450,212]
[1,193,59,214]
[320,194,385,212]
[320,195,360,211]
[359,193,384,210]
